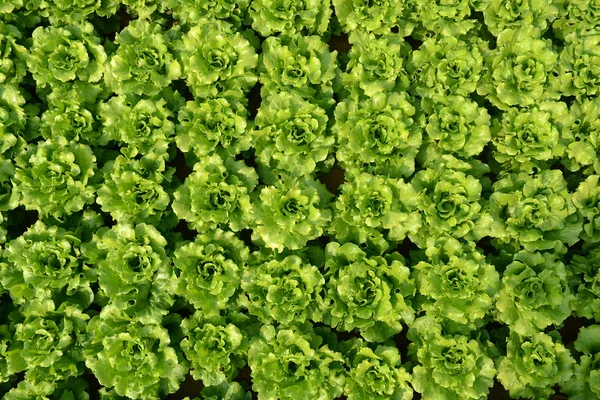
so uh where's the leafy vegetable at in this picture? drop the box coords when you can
[320,242,415,342]
[497,331,574,399]
[248,324,345,400]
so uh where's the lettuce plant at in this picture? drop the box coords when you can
[0,23,28,85]
[342,31,411,99]
[563,96,600,174]
[569,245,600,320]
[15,302,88,385]
[0,221,95,308]
[14,140,96,219]
[573,175,600,243]
[334,92,421,178]
[97,155,176,227]
[37,0,118,24]
[168,0,250,28]
[175,97,251,159]
[408,35,484,99]
[0,158,20,215]
[411,156,488,247]
[251,176,332,252]
[253,92,333,179]
[555,29,600,97]
[330,172,420,245]
[248,324,345,400]
[4,376,91,399]
[333,0,414,35]
[487,170,582,251]
[178,20,257,100]
[84,317,187,399]
[413,0,474,37]
[341,339,413,400]
[412,237,499,327]
[259,34,339,109]
[491,101,570,173]
[320,242,415,342]
[478,27,560,110]
[422,95,491,160]
[172,155,257,232]
[28,22,106,88]
[180,311,248,386]
[41,82,104,146]
[563,325,600,399]
[248,0,331,36]
[408,316,497,400]
[495,250,573,335]
[100,92,179,158]
[201,382,251,400]
[172,228,249,314]
[241,253,324,325]
[553,0,600,40]
[105,20,181,97]
[84,223,176,324]
[0,84,37,161]
[497,331,574,399]
[478,0,559,36]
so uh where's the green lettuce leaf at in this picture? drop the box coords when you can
[175,97,251,159]
[491,101,570,173]
[84,317,187,399]
[408,316,497,400]
[96,154,176,228]
[495,250,573,335]
[478,27,560,110]
[487,170,582,251]
[0,221,95,308]
[14,139,96,219]
[259,34,340,110]
[342,31,411,98]
[563,325,600,400]
[180,311,248,386]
